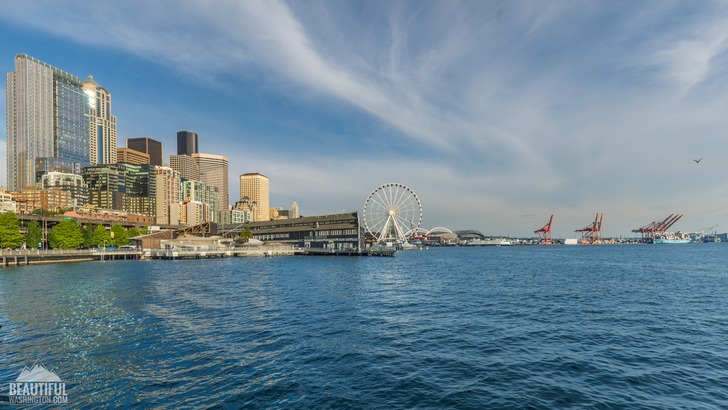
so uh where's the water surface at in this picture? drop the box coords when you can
[1,245,727,408]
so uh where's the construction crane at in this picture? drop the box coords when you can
[534,214,554,245]
[575,212,603,244]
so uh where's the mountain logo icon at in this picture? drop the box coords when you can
[15,361,62,383]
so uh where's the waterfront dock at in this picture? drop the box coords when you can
[1,249,142,267]
[150,246,395,260]
[149,246,295,260]
[0,245,395,267]
[302,248,396,257]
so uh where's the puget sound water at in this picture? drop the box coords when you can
[1,245,727,408]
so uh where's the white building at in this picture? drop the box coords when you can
[82,75,117,165]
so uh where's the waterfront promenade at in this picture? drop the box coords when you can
[0,246,395,266]
[0,249,142,266]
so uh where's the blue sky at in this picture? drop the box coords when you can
[1,0,728,237]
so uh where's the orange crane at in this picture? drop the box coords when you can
[632,214,683,242]
[534,214,554,245]
[575,212,603,244]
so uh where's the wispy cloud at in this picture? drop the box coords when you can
[647,18,728,91]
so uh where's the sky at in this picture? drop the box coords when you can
[1,0,727,237]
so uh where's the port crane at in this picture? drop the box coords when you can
[693,224,718,242]
[632,214,683,242]
[575,213,603,244]
[534,214,554,245]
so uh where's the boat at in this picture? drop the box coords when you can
[652,232,692,244]
[463,238,513,246]
[653,238,691,244]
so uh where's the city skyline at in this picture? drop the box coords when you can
[1,2,728,236]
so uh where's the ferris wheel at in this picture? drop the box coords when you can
[363,183,422,244]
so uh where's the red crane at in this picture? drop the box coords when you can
[632,214,683,242]
[534,214,554,245]
[575,212,604,244]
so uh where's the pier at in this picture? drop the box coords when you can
[302,248,396,257]
[149,246,395,260]
[0,246,396,267]
[1,249,142,267]
[149,246,295,260]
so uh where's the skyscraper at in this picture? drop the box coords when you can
[177,130,198,156]
[40,172,88,207]
[127,137,163,166]
[6,54,89,190]
[82,164,126,210]
[181,179,219,223]
[117,148,150,165]
[192,153,229,224]
[82,163,155,216]
[291,200,299,219]
[169,154,200,180]
[153,166,181,225]
[82,75,117,165]
[240,173,269,222]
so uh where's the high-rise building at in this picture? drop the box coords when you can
[233,198,256,223]
[153,166,181,225]
[178,200,207,226]
[82,75,117,165]
[82,163,155,216]
[240,173,269,222]
[81,164,126,210]
[40,172,89,207]
[6,54,89,190]
[117,148,150,165]
[231,208,252,224]
[181,179,219,223]
[192,153,229,224]
[177,130,198,156]
[170,154,199,180]
[291,200,299,219]
[127,137,163,166]
[122,163,155,217]
[35,157,81,182]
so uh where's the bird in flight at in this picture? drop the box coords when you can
[693,158,703,163]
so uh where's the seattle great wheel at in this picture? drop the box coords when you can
[363,183,422,244]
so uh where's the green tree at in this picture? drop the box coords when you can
[24,220,43,249]
[110,224,129,246]
[239,227,253,239]
[0,212,25,249]
[127,227,145,239]
[90,225,111,248]
[48,220,84,249]
[81,225,95,248]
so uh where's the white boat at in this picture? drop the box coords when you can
[652,231,692,244]
[464,238,512,246]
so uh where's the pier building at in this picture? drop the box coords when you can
[222,212,362,251]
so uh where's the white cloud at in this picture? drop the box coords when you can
[648,18,728,91]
